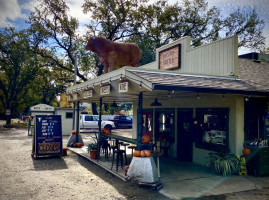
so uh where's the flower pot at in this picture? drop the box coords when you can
[90,150,97,159]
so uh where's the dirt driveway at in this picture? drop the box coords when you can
[1,127,269,200]
[0,127,167,200]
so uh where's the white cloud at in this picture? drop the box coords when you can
[0,0,27,27]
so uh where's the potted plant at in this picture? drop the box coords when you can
[87,143,98,159]
[207,151,240,176]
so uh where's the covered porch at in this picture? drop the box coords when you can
[65,131,265,199]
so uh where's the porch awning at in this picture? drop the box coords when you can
[66,65,269,103]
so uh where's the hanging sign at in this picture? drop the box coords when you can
[84,89,93,98]
[66,94,72,102]
[73,93,78,100]
[159,44,181,70]
[100,85,110,95]
[119,81,128,93]
[32,115,62,158]
[5,109,11,115]
[31,104,55,112]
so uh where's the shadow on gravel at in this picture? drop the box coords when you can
[70,153,169,200]
[32,156,68,171]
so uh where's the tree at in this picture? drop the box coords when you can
[83,0,266,67]
[132,0,265,50]
[27,0,89,82]
[0,28,45,125]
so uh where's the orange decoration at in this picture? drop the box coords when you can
[102,128,110,135]
[71,130,76,135]
[133,150,141,157]
[140,151,145,157]
[142,135,150,143]
[77,143,82,148]
[242,148,251,156]
[144,150,151,157]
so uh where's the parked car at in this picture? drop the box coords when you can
[102,115,132,129]
[80,115,115,131]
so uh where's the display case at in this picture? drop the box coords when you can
[246,146,269,176]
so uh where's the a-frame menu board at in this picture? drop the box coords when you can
[32,115,62,158]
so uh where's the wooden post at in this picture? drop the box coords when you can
[97,97,102,159]
[76,101,80,143]
[137,92,143,150]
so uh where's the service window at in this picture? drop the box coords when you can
[66,112,73,119]
[196,108,229,152]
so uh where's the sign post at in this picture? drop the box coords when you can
[32,115,62,158]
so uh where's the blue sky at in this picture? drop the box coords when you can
[0,0,269,55]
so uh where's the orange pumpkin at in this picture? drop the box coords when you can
[144,150,151,157]
[140,151,145,157]
[102,128,110,135]
[133,150,141,157]
[77,143,82,148]
[71,130,77,135]
[242,148,251,156]
[142,135,150,143]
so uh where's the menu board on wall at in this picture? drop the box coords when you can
[33,115,62,158]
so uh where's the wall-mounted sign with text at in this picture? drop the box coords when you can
[84,89,93,98]
[159,44,181,70]
[73,93,78,100]
[100,85,110,95]
[119,81,128,93]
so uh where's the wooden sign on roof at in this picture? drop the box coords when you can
[159,44,181,70]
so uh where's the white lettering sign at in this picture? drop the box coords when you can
[73,93,78,100]
[66,95,72,102]
[100,85,110,95]
[84,90,93,98]
[119,81,128,93]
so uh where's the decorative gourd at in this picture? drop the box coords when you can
[133,150,141,157]
[242,148,251,156]
[144,150,151,157]
[77,143,82,148]
[140,150,145,157]
[102,128,110,135]
[71,130,76,135]
[142,135,150,143]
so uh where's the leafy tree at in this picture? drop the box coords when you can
[27,0,89,82]
[82,0,265,67]
[0,28,45,125]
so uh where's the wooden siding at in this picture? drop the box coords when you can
[155,36,238,77]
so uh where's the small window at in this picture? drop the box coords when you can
[66,112,73,119]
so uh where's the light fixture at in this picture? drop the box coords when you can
[197,92,200,100]
[150,98,162,106]
[168,91,171,98]
[139,81,142,88]
[109,78,112,83]
[100,81,102,86]
[245,95,250,102]
[120,74,122,80]
[111,101,119,108]
[92,84,94,88]
[172,90,175,94]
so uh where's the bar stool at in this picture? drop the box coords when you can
[111,147,126,171]
[120,143,129,165]
[128,145,137,157]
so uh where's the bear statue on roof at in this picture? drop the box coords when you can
[85,37,141,73]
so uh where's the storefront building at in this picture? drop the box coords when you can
[66,35,269,167]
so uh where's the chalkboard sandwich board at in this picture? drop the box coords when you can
[32,115,63,158]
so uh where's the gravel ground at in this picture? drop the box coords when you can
[0,127,167,200]
[1,126,269,200]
